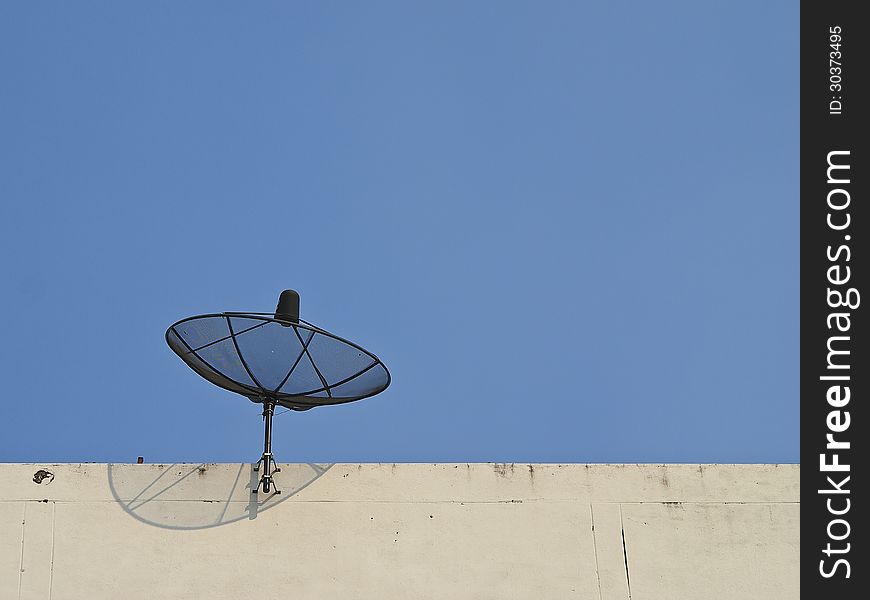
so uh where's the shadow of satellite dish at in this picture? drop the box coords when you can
[107,463,333,531]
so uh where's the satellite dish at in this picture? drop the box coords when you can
[166,289,390,494]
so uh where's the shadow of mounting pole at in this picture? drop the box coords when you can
[253,399,281,494]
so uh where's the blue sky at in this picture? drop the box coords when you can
[0,2,798,464]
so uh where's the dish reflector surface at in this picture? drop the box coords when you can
[166,314,389,409]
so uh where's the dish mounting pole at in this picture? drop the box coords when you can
[253,399,281,494]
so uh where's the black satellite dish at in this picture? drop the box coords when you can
[166,290,390,494]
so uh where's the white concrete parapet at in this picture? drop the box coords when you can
[0,463,798,599]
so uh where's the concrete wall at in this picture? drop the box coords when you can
[0,463,798,599]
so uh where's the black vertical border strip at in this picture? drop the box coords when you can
[802,2,867,595]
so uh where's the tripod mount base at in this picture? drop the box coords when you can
[252,399,282,495]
